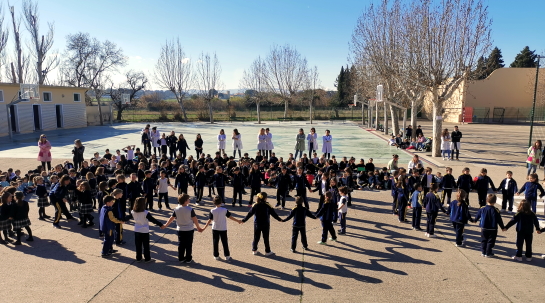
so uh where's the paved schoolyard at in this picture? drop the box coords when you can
[1,121,545,303]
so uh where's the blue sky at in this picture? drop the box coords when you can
[6,0,545,91]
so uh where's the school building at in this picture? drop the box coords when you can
[421,68,545,123]
[0,83,88,137]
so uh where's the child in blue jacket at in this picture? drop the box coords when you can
[410,183,424,231]
[423,184,446,237]
[315,192,337,244]
[474,168,497,207]
[516,173,545,214]
[504,200,542,261]
[474,194,505,257]
[99,196,125,257]
[447,189,473,247]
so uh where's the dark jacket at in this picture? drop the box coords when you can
[498,178,518,196]
[242,202,281,226]
[441,174,456,189]
[275,173,292,191]
[294,174,311,195]
[194,171,207,187]
[167,135,178,149]
[456,174,474,191]
[175,172,191,189]
[213,173,227,188]
[447,200,473,224]
[142,178,155,194]
[474,205,505,230]
[516,181,545,200]
[283,206,316,226]
[451,130,462,143]
[315,202,336,222]
[127,181,142,200]
[505,212,540,234]
[423,192,446,213]
[475,175,496,192]
[248,171,263,188]
[72,146,85,162]
[176,139,190,153]
[231,173,245,189]
[10,201,29,220]
[99,205,123,232]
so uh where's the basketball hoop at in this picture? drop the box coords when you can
[369,99,377,107]
[122,94,130,105]
[20,83,40,101]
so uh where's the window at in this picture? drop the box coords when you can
[43,92,52,102]
[74,93,81,102]
[0,90,4,102]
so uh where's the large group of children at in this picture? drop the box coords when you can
[0,124,544,264]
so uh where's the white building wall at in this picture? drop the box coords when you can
[41,104,57,130]
[63,103,87,129]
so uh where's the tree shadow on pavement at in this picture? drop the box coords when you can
[6,236,86,264]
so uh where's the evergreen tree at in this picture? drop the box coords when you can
[334,65,348,105]
[487,47,504,71]
[510,46,538,68]
[470,56,488,80]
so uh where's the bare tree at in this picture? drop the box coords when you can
[22,0,58,85]
[109,70,148,120]
[264,44,309,118]
[154,38,193,122]
[303,66,320,124]
[62,32,126,125]
[196,51,222,124]
[0,5,8,81]
[7,3,29,84]
[240,56,267,123]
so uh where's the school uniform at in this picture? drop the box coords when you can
[315,202,337,242]
[132,210,162,261]
[205,169,216,197]
[0,202,12,235]
[77,190,94,227]
[456,174,474,205]
[50,184,74,227]
[396,184,410,222]
[440,173,456,205]
[338,195,348,233]
[498,178,518,212]
[157,177,172,209]
[195,138,204,159]
[209,207,233,258]
[421,173,436,195]
[10,201,32,242]
[100,205,124,256]
[447,200,473,246]
[36,184,50,208]
[167,135,178,159]
[213,173,228,204]
[175,172,191,195]
[275,173,292,208]
[516,181,545,213]
[231,173,245,206]
[410,189,424,230]
[475,176,497,207]
[127,180,143,212]
[294,174,312,209]
[142,178,156,210]
[474,205,505,256]
[177,139,190,159]
[313,179,330,212]
[194,171,207,202]
[248,171,262,205]
[242,202,281,253]
[283,205,316,250]
[505,211,540,258]
[172,205,197,262]
[423,192,446,235]
[141,132,151,156]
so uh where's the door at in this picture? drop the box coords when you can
[9,105,18,132]
[55,105,63,128]
[33,104,42,130]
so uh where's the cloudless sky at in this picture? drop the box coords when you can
[4,0,545,91]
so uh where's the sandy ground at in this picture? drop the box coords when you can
[0,121,544,303]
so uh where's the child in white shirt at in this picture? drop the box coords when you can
[338,186,349,234]
[202,196,241,261]
[156,171,175,210]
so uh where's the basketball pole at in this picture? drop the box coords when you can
[529,56,542,147]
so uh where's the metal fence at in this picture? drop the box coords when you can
[470,107,540,123]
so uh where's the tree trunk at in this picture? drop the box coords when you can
[177,97,188,122]
[309,101,313,124]
[383,102,388,135]
[431,92,443,157]
[96,96,104,126]
[390,105,399,136]
[116,107,123,121]
[284,99,288,118]
[411,99,418,140]
[208,101,214,124]
[257,101,261,124]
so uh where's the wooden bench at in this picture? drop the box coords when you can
[277,117,293,123]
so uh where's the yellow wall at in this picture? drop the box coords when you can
[0,83,87,104]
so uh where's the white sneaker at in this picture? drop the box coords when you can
[214,256,222,260]
[511,256,522,261]
[442,157,445,160]
[526,257,532,262]
[542,254,545,259]
[428,234,436,238]
[425,233,429,237]
[265,251,275,256]
[225,256,232,261]
[252,250,258,255]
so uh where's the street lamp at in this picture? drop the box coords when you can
[528,55,544,147]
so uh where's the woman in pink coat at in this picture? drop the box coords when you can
[37,134,52,172]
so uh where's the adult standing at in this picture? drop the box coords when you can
[451,125,463,161]
[265,128,274,159]
[167,131,178,160]
[526,140,542,177]
[387,154,399,173]
[408,155,423,174]
[405,125,412,140]
[232,129,243,159]
[307,127,319,155]
[72,139,85,170]
[150,127,161,156]
[322,130,332,160]
[37,134,52,172]
[141,128,151,157]
[257,128,267,156]
[294,128,306,160]
[217,129,226,155]
[194,134,204,159]
[177,134,190,161]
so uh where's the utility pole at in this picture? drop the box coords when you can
[529,56,543,147]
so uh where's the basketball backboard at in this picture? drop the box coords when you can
[122,94,130,105]
[20,83,39,100]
